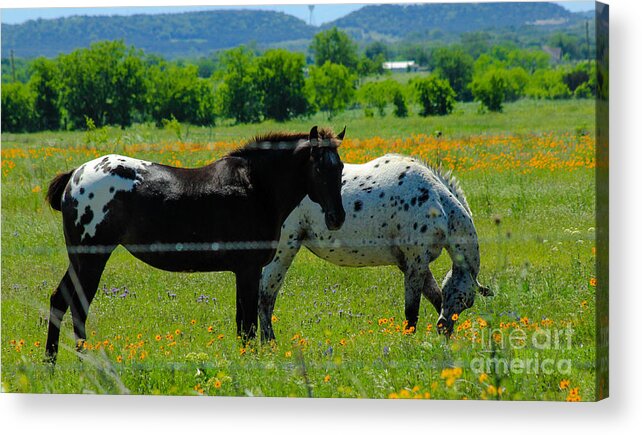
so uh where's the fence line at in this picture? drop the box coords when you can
[3,232,595,256]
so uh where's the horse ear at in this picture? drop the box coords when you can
[309,126,319,144]
[337,126,346,141]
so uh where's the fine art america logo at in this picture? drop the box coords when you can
[469,322,574,376]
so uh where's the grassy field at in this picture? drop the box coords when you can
[1,99,597,400]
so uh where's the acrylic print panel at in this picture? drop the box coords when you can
[0,0,608,401]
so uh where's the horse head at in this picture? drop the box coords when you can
[297,126,346,231]
[437,267,493,336]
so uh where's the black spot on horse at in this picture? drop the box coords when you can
[398,181,404,186]
[381,222,387,228]
[88,192,94,199]
[410,197,417,206]
[385,160,390,164]
[413,222,418,230]
[398,172,406,180]
[353,200,363,212]
[109,187,115,193]
[418,192,429,205]
[79,206,93,226]
[379,192,385,199]
[79,187,85,195]
[403,204,409,211]
[363,187,373,193]
[110,164,137,180]
[72,166,85,185]
[374,164,380,168]
[95,157,112,173]
[420,225,428,233]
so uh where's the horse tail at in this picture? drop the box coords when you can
[46,170,74,211]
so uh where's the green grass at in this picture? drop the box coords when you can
[1,98,597,400]
[0,99,595,147]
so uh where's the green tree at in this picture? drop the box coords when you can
[412,75,456,116]
[525,69,571,100]
[1,57,31,84]
[506,49,550,73]
[310,28,359,71]
[460,31,492,59]
[470,68,509,112]
[306,61,355,119]
[549,32,583,60]
[146,62,216,126]
[399,43,430,66]
[29,57,61,131]
[392,88,408,118]
[217,46,263,124]
[58,40,146,129]
[430,46,474,101]
[475,49,550,76]
[1,82,36,133]
[365,41,389,61]
[357,54,385,77]
[562,61,595,97]
[255,49,309,122]
[357,79,400,116]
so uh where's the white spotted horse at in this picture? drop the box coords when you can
[44,126,346,364]
[259,153,492,341]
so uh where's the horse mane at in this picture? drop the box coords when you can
[397,156,470,217]
[229,128,338,157]
[428,163,472,217]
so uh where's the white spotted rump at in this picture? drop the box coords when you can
[66,154,151,240]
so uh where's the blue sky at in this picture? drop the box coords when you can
[0,2,596,25]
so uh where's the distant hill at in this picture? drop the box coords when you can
[1,10,316,58]
[1,3,590,59]
[326,2,578,40]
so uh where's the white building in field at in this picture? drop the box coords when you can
[382,61,418,72]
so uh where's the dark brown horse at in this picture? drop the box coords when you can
[44,126,346,363]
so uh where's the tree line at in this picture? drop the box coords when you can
[2,28,596,133]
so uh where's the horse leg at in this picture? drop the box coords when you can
[45,268,75,364]
[420,266,443,315]
[258,242,300,342]
[235,266,261,342]
[68,253,111,353]
[403,267,424,332]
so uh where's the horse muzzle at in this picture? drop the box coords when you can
[437,315,455,337]
[324,210,345,231]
